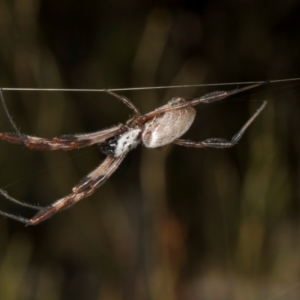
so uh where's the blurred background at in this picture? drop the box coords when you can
[0,0,299,299]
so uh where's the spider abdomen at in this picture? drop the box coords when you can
[142,98,196,148]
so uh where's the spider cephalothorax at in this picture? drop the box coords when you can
[0,84,266,225]
[100,126,142,157]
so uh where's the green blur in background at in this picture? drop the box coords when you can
[0,0,299,299]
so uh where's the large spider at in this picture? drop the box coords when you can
[0,83,266,225]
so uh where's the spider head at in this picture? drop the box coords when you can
[99,135,119,156]
[99,127,142,157]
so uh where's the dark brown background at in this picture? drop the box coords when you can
[0,0,300,299]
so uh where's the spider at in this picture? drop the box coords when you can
[0,83,266,225]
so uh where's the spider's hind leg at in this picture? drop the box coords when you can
[174,101,267,149]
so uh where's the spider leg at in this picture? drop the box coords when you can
[136,101,191,124]
[136,83,268,124]
[106,90,141,116]
[189,82,267,106]
[0,125,124,150]
[173,101,267,148]
[0,154,126,225]
[0,89,127,150]
[0,89,26,144]
[0,190,40,210]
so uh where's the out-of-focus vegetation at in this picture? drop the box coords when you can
[0,0,299,299]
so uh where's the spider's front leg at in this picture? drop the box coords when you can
[0,125,125,151]
[0,89,127,150]
[173,101,267,149]
[0,154,126,225]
